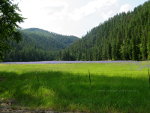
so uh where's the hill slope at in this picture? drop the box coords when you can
[4,28,79,61]
[61,1,150,61]
[22,28,79,50]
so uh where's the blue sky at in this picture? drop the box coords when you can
[120,0,146,7]
[16,0,148,37]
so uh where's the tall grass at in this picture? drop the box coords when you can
[0,62,150,113]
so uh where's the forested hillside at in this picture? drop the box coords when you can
[61,1,150,61]
[4,28,79,61]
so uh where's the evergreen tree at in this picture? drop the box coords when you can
[62,1,150,61]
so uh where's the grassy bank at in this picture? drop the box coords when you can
[0,62,150,113]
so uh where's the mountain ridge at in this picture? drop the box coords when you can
[4,28,79,61]
[60,1,150,61]
[23,28,78,38]
[4,1,150,61]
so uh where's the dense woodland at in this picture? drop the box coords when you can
[4,28,79,61]
[61,1,150,61]
[3,1,150,61]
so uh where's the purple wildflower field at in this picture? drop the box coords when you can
[0,61,139,64]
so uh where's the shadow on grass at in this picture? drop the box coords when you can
[0,71,149,113]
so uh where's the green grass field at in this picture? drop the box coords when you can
[0,62,150,113]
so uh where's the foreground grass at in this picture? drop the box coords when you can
[0,62,150,113]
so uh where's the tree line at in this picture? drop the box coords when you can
[4,28,79,61]
[1,0,150,61]
[60,1,150,61]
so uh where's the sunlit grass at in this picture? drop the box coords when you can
[0,62,150,113]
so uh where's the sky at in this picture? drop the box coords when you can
[15,0,148,37]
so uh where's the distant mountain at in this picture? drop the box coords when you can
[4,28,79,61]
[61,1,150,61]
[22,28,79,50]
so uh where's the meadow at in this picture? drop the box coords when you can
[0,61,150,113]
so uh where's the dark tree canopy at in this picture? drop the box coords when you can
[1,1,150,62]
[0,0,23,60]
[61,1,150,61]
[3,28,79,61]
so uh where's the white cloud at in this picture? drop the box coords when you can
[18,0,119,36]
[19,0,69,28]
[69,0,117,21]
[16,0,146,37]
[119,4,132,13]
[101,10,115,20]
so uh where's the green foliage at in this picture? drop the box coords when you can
[4,28,79,61]
[0,62,149,112]
[62,1,150,61]
[0,0,24,60]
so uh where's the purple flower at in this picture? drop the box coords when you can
[0,61,139,64]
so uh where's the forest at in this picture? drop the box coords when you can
[61,1,150,61]
[2,1,150,61]
[4,28,79,61]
